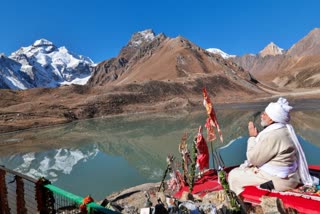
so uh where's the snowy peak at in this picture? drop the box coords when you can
[10,39,58,59]
[259,42,284,57]
[0,38,94,90]
[206,48,236,59]
[33,38,55,47]
[128,29,156,47]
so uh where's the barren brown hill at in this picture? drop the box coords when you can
[0,72,268,134]
[89,31,253,86]
[233,28,320,89]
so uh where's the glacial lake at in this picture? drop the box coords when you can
[0,101,320,200]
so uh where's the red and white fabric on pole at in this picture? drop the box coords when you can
[202,88,223,143]
[196,126,209,171]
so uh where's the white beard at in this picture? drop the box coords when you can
[260,118,269,127]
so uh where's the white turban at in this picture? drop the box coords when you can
[265,97,293,124]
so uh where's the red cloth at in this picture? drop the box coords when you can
[202,88,223,142]
[205,117,216,142]
[173,169,223,198]
[241,185,320,214]
[309,165,320,171]
[196,126,209,171]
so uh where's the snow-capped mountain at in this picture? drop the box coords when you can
[259,42,284,57]
[0,39,94,90]
[127,29,156,47]
[206,48,236,59]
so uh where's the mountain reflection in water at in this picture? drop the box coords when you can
[0,107,319,200]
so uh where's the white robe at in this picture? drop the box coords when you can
[228,125,300,195]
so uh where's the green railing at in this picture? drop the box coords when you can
[44,184,117,214]
[0,165,118,214]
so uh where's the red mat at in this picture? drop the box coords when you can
[173,169,223,198]
[309,165,320,171]
[241,185,320,214]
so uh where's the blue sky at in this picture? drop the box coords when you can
[1,0,319,63]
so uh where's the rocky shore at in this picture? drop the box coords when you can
[101,181,298,214]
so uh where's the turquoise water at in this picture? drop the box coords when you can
[0,107,319,200]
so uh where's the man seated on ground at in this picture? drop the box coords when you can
[228,97,318,195]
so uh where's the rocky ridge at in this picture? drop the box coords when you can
[232,28,320,89]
